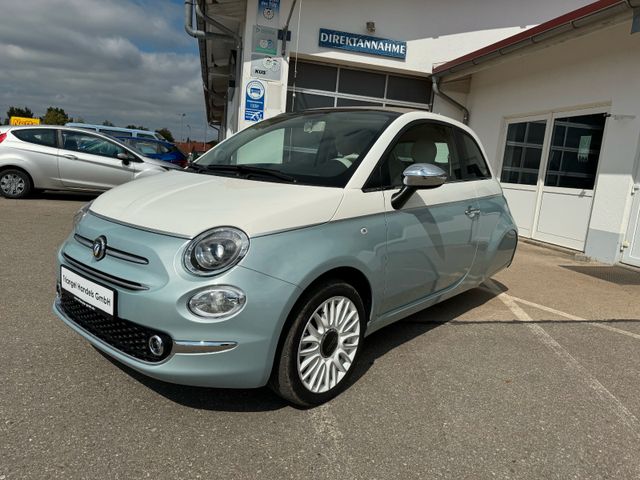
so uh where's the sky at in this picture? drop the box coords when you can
[0,0,214,142]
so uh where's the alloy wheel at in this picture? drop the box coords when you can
[296,296,360,394]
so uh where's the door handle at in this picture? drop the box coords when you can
[465,207,481,218]
[61,154,78,160]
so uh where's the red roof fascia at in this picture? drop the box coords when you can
[432,0,624,75]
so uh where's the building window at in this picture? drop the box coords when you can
[500,120,546,185]
[545,114,606,189]
[287,60,431,112]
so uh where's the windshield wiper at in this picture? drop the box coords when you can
[201,164,297,183]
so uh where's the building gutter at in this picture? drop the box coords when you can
[433,0,637,79]
[431,76,469,124]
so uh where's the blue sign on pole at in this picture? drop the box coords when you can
[244,80,265,122]
[318,28,407,60]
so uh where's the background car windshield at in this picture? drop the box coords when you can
[194,110,397,187]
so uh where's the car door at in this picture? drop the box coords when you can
[368,121,481,315]
[58,130,134,190]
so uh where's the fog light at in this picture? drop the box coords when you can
[148,335,165,357]
[188,286,246,319]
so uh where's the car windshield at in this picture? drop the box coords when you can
[192,110,398,187]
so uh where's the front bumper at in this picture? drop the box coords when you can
[53,213,301,389]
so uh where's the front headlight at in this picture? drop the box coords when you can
[183,227,249,276]
[72,201,93,230]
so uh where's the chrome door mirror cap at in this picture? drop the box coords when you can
[402,163,448,189]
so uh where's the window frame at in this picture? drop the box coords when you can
[287,60,431,112]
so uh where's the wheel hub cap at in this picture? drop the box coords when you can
[320,329,339,357]
[0,174,25,196]
[296,296,360,394]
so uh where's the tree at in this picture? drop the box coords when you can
[156,128,175,142]
[41,107,70,125]
[126,124,148,130]
[102,120,115,126]
[4,106,34,124]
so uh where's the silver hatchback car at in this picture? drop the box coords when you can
[0,126,181,198]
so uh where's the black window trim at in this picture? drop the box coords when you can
[452,127,493,182]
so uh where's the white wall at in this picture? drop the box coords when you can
[237,0,591,130]
[464,21,640,263]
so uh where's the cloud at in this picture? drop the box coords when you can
[0,0,213,140]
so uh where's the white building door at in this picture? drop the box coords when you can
[499,108,608,251]
[622,177,640,267]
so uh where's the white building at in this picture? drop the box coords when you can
[431,0,640,267]
[186,0,640,266]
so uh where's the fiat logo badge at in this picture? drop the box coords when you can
[92,236,107,261]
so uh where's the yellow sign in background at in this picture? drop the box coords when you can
[10,116,41,126]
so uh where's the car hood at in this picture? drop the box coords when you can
[90,171,344,238]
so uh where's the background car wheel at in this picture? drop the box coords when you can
[0,169,32,199]
[270,280,366,407]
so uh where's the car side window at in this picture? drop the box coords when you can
[456,129,491,180]
[367,122,461,189]
[62,131,126,159]
[12,129,57,148]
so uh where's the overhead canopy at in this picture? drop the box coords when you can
[196,0,246,125]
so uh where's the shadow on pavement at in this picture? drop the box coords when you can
[560,264,640,286]
[99,283,506,412]
[24,191,98,202]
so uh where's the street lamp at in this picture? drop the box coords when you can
[187,124,192,142]
[179,113,186,141]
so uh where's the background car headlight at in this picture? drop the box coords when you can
[183,227,249,275]
[72,201,93,230]
[188,286,246,318]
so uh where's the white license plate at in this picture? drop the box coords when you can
[60,266,116,316]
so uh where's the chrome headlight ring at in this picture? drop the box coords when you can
[183,227,250,276]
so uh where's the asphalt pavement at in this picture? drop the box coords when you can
[1,193,640,479]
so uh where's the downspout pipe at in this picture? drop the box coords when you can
[431,76,469,125]
[184,0,234,41]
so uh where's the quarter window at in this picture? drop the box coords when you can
[457,130,491,180]
[12,129,57,148]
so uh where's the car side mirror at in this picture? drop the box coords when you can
[117,152,140,164]
[391,163,448,210]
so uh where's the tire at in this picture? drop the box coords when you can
[270,280,366,407]
[0,169,32,199]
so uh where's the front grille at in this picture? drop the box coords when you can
[62,253,148,291]
[59,291,172,362]
[74,234,149,265]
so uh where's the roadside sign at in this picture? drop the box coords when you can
[257,0,280,27]
[252,25,278,56]
[10,116,40,126]
[244,80,266,122]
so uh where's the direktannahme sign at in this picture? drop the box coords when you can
[318,28,406,60]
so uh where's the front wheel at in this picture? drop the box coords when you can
[270,281,365,407]
[0,169,32,199]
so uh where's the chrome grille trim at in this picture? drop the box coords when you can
[62,253,149,291]
[74,234,149,265]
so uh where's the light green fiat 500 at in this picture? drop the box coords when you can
[54,109,517,406]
